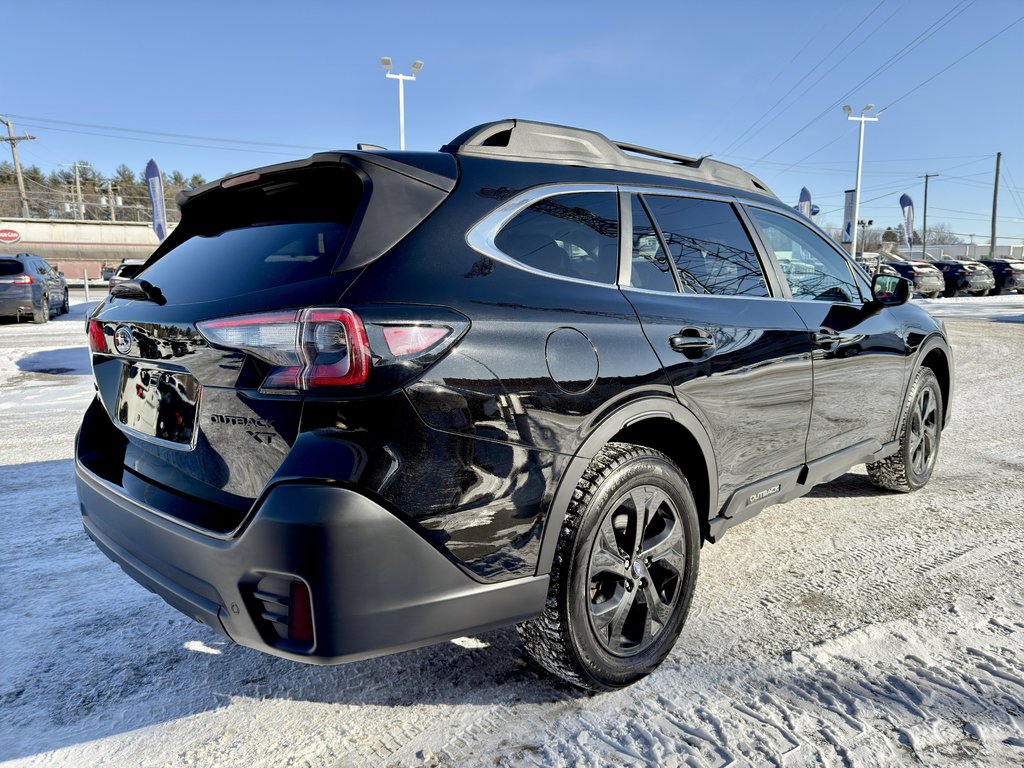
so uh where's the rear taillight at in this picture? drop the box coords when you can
[382,325,449,356]
[11,274,32,285]
[198,307,372,392]
[88,320,108,353]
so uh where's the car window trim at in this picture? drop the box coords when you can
[467,182,789,298]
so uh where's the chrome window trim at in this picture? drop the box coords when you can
[465,183,622,289]
[465,183,749,290]
[618,285,789,302]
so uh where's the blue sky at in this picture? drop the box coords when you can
[5,0,1023,242]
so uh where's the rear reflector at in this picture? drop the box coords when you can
[288,581,314,644]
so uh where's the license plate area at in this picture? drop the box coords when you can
[115,363,201,449]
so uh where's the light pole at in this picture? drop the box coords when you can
[844,104,884,259]
[381,57,423,150]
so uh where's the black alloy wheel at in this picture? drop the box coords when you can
[586,485,685,656]
[517,443,700,691]
[867,367,942,492]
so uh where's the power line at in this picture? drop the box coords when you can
[721,0,892,155]
[6,113,323,151]
[15,122,308,157]
[751,0,975,164]
[881,13,1024,109]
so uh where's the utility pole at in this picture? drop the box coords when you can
[990,152,1001,259]
[0,118,36,218]
[919,173,939,259]
[58,162,91,220]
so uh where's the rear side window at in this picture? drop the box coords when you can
[495,192,619,284]
[137,222,349,303]
[628,196,677,292]
[643,195,769,297]
[0,260,24,276]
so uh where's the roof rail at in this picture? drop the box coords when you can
[440,119,776,198]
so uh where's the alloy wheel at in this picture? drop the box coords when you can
[586,485,685,656]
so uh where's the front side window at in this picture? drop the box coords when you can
[748,207,863,303]
[494,192,619,284]
[643,195,769,297]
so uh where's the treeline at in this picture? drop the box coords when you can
[0,161,206,223]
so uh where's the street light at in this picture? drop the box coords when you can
[381,57,424,150]
[844,104,885,259]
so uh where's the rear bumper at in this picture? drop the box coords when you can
[0,296,33,316]
[913,275,944,294]
[76,459,547,664]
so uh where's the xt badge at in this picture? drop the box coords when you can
[246,430,275,445]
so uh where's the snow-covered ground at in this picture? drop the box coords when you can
[1,293,1023,767]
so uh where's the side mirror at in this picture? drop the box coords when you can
[871,273,911,307]
[58,271,64,277]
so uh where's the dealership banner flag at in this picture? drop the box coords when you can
[797,187,812,219]
[145,159,168,242]
[900,193,914,250]
[842,189,855,243]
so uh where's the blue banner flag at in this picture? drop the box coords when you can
[145,159,168,242]
[899,193,914,250]
[796,187,812,219]
[842,189,855,243]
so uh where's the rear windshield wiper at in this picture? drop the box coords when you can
[110,279,167,305]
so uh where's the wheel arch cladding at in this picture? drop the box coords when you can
[536,400,719,576]
[921,346,951,427]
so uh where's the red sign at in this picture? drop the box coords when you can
[0,228,21,245]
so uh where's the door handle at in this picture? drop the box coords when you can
[669,332,715,353]
[815,329,843,346]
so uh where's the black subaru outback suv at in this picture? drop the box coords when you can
[77,119,952,691]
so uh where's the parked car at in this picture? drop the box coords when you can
[924,257,996,297]
[980,259,1024,295]
[884,255,945,298]
[853,252,899,277]
[107,259,147,290]
[0,252,69,322]
[77,119,953,691]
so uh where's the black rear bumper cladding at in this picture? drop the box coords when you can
[76,462,547,664]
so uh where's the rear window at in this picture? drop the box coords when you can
[136,166,364,304]
[0,260,25,276]
[137,221,349,303]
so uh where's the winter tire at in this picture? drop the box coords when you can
[867,367,942,492]
[517,442,700,691]
[32,296,49,324]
